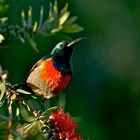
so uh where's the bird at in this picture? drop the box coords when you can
[26,37,84,99]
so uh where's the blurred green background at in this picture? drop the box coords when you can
[0,0,140,139]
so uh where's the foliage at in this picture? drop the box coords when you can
[0,0,84,140]
[0,0,83,52]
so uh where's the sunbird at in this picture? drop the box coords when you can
[26,38,84,99]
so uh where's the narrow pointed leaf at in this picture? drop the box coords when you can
[11,93,16,100]
[28,6,32,28]
[53,1,58,14]
[18,34,25,43]
[49,2,52,18]
[60,3,68,15]
[42,106,58,117]
[11,129,24,137]
[16,89,31,95]
[16,107,20,117]
[0,34,5,43]
[21,10,26,28]
[61,24,84,33]
[0,17,8,23]
[28,37,39,53]
[42,17,54,31]
[64,16,77,25]
[59,11,70,25]
[51,26,62,33]
[24,122,36,134]
[38,6,44,30]
[33,21,38,32]
[0,83,6,101]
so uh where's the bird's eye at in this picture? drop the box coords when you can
[60,43,65,49]
[61,42,69,49]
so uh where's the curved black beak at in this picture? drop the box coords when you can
[67,37,87,47]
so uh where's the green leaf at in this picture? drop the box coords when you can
[38,6,44,30]
[59,11,70,26]
[11,129,24,137]
[53,0,58,14]
[51,26,62,34]
[46,106,58,113]
[24,122,36,134]
[27,37,39,53]
[48,2,52,18]
[16,107,20,117]
[41,17,54,31]
[0,114,9,120]
[60,3,68,15]
[11,93,16,100]
[64,16,77,25]
[0,82,6,101]
[18,34,25,43]
[33,21,38,32]
[0,34,5,43]
[21,10,26,28]
[16,89,31,95]
[20,105,35,122]
[61,24,84,33]
[42,106,58,117]
[0,17,8,23]
[28,6,32,28]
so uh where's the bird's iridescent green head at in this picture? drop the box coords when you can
[51,37,85,74]
[51,38,84,59]
[51,41,72,57]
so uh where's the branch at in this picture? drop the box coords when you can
[0,0,84,52]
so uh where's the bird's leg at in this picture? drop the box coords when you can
[11,83,26,90]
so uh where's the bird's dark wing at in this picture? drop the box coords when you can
[29,54,51,74]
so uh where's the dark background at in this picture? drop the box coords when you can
[0,0,140,139]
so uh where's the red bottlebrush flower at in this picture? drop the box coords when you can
[47,108,82,140]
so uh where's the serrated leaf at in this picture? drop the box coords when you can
[16,89,31,95]
[61,24,84,33]
[0,82,6,101]
[59,11,70,25]
[64,16,77,25]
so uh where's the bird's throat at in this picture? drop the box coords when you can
[52,55,72,75]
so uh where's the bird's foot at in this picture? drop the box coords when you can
[11,83,26,90]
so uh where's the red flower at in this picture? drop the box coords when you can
[47,108,82,140]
